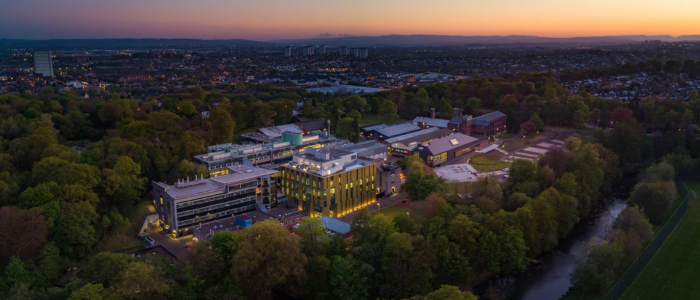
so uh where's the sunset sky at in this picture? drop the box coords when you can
[2,0,699,40]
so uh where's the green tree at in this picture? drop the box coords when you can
[114,261,171,300]
[178,101,197,117]
[378,100,399,123]
[571,238,625,296]
[330,255,368,300]
[296,218,330,257]
[402,173,445,200]
[232,219,307,300]
[422,285,478,300]
[465,97,481,114]
[68,283,115,300]
[208,106,235,144]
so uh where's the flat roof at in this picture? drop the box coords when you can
[413,117,449,128]
[423,133,485,155]
[155,164,277,200]
[384,127,440,144]
[374,123,421,138]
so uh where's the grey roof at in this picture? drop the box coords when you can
[155,164,277,200]
[337,140,388,157]
[297,119,325,132]
[393,128,455,147]
[413,117,449,128]
[384,127,440,143]
[258,124,302,138]
[374,123,421,138]
[423,133,484,155]
[362,124,388,131]
[472,111,506,126]
[319,216,351,234]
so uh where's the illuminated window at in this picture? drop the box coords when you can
[160,197,163,205]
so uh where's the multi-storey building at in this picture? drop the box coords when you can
[194,132,347,175]
[33,51,54,77]
[284,46,293,57]
[152,164,278,238]
[279,148,378,218]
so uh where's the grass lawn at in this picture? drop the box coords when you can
[619,180,700,300]
[502,138,528,153]
[497,132,515,139]
[470,152,510,172]
[377,204,411,220]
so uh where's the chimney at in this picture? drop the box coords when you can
[430,108,435,119]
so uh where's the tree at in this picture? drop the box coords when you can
[465,97,481,114]
[402,173,445,200]
[336,117,359,142]
[0,207,47,266]
[422,285,477,300]
[613,206,654,241]
[208,106,235,144]
[84,252,133,287]
[330,255,368,300]
[191,86,207,101]
[68,283,115,300]
[378,100,399,123]
[393,213,416,234]
[571,238,625,295]
[628,180,676,225]
[609,107,633,125]
[114,261,171,300]
[296,218,330,257]
[178,101,197,117]
[447,214,479,251]
[345,95,367,112]
[232,219,307,300]
[247,102,276,128]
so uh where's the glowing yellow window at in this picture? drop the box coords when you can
[160,197,163,205]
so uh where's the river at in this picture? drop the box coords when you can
[474,199,628,300]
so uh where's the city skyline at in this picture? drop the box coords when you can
[2,0,699,40]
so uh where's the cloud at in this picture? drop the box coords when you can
[313,33,357,39]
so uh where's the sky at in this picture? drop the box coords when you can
[2,0,699,40]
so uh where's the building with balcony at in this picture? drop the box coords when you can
[152,164,278,238]
[279,148,378,218]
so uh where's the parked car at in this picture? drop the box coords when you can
[396,200,409,206]
[502,168,509,172]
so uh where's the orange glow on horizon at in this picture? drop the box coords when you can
[2,0,698,40]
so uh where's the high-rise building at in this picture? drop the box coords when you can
[318,45,326,55]
[302,45,314,56]
[358,48,369,58]
[284,46,293,57]
[340,46,349,55]
[152,164,278,237]
[350,47,359,56]
[33,51,54,77]
[279,148,378,218]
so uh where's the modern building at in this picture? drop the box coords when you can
[152,164,278,237]
[340,46,349,55]
[385,128,455,157]
[279,148,378,217]
[284,46,293,57]
[350,47,359,56]
[418,133,488,166]
[318,45,326,55]
[194,132,347,174]
[358,48,369,58]
[33,51,54,77]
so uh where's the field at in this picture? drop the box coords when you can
[469,151,510,172]
[619,180,700,300]
[377,204,412,219]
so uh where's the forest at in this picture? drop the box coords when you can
[1,69,699,299]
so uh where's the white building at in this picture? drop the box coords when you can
[34,51,54,77]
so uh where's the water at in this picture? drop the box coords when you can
[475,199,628,300]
